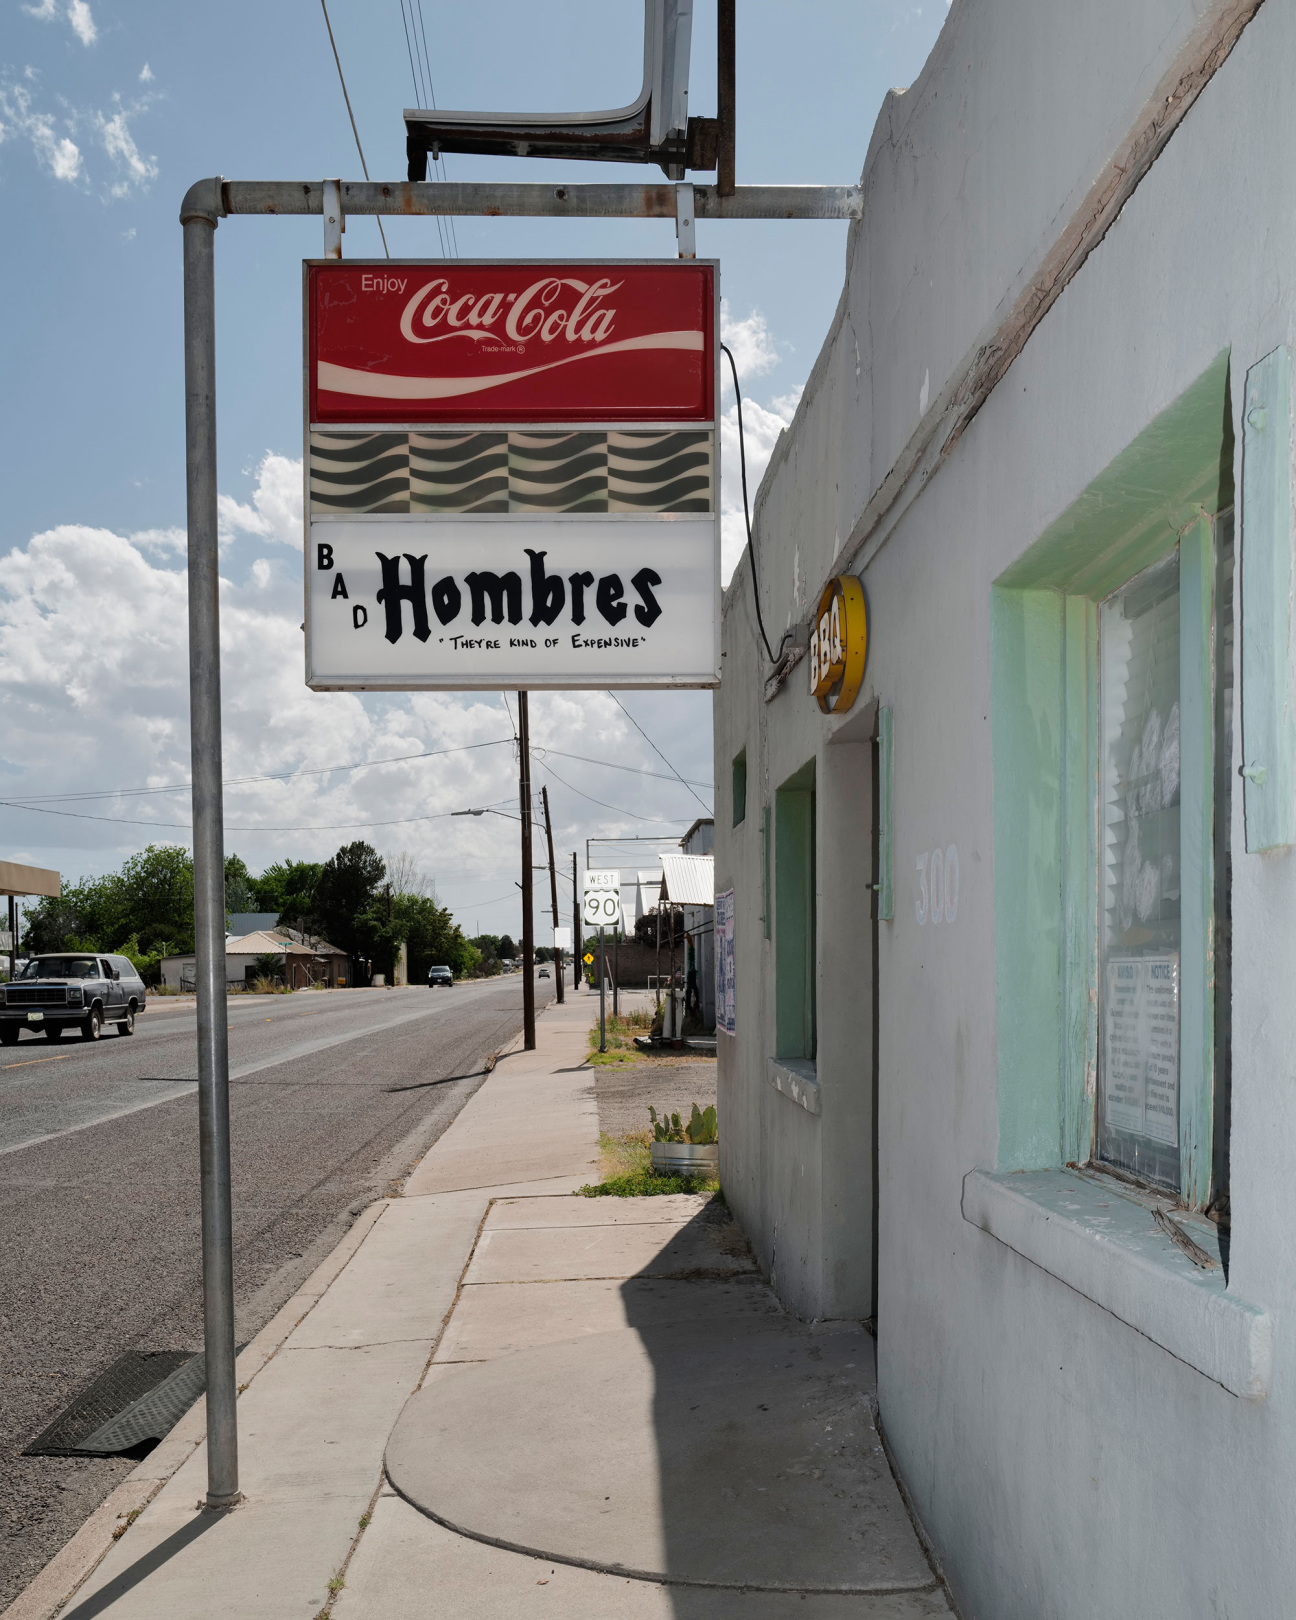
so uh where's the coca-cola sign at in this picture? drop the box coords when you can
[308,260,716,423]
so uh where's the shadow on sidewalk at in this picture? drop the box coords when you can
[60,1510,223,1620]
[618,1200,934,1614]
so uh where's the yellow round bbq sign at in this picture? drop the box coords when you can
[809,575,867,713]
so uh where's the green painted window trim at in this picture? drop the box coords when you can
[1240,346,1296,852]
[732,749,748,828]
[775,761,817,1061]
[991,351,1231,1207]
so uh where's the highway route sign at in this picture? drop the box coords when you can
[582,870,622,929]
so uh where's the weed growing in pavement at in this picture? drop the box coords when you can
[578,1131,721,1198]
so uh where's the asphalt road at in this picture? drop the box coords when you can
[0,976,555,1610]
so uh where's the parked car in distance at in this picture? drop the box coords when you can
[427,965,454,988]
[538,966,550,978]
[0,953,146,1044]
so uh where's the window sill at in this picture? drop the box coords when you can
[961,1168,1270,1399]
[768,1057,820,1115]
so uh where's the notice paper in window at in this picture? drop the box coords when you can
[1103,954,1179,1146]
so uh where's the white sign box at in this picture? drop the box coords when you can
[582,870,622,929]
[306,515,717,691]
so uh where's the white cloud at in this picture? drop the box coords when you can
[719,300,781,387]
[0,464,714,932]
[22,0,96,45]
[219,454,303,551]
[67,0,96,45]
[0,79,81,181]
[138,63,153,83]
[719,386,802,586]
[94,98,157,196]
[0,78,158,196]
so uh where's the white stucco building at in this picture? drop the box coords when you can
[714,1,1296,1614]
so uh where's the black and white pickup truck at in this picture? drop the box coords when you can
[0,953,146,1044]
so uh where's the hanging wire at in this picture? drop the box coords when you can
[319,0,390,257]
[413,0,461,256]
[398,0,450,256]
[720,341,776,664]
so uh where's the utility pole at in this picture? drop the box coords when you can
[518,691,536,1050]
[541,785,564,1005]
[572,851,580,991]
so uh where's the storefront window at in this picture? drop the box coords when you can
[1097,550,1182,1189]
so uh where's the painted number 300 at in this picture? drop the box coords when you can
[915,847,959,925]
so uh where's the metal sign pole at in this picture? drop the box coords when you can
[180,181,240,1510]
[599,925,607,1053]
[518,692,536,1051]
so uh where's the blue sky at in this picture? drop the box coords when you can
[0,0,949,937]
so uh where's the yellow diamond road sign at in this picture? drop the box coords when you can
[583,952,595,964]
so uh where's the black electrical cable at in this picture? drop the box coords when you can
[720,342,776,664]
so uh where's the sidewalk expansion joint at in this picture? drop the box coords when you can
[464,1272,758,1286]
[382,1485,945,1599]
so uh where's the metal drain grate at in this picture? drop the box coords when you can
[24,1350,205,1457]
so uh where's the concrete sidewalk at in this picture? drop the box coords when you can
[6,990,952,1620]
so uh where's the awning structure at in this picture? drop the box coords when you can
[659,852,714,907]
[0,860,60,899]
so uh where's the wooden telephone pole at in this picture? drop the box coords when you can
[540,785,565,1004]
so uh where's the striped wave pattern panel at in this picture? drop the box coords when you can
[309,432,713,514]
[609,431,712,512]
[411,432,508,512]
[508,433,608,512]
[308,432,409,512]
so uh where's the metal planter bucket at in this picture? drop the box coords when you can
[650,1140,719,1177]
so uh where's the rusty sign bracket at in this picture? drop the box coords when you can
[191,178,861,223]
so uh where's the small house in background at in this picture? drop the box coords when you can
[162,929,348,991]
[660,819,715,1030]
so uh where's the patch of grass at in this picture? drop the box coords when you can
[586,1009,653,1058]
[586,1047,639,1067]
[578,1130,720,1197]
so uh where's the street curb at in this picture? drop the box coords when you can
[3,995,558,1620]
[1,1200,390,1620]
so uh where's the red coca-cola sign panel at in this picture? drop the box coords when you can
[307,260,716,424]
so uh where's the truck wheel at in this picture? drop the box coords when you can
[80,1009,103,1041]
[0,1026,18,1046]
[117,1009,135,1036]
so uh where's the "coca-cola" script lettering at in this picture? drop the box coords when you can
[398,276,622,348]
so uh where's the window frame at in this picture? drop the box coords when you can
[775,761,817,1061]
[990,352,1232,1211]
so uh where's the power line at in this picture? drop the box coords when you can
[534,746,712,790]
[2,738,515,806]
[413,0,460,255]
[0,795,518,836]
[397,0,450,256]
[319,0,390,257]
[534,757,692,827]
[606,693,713,815]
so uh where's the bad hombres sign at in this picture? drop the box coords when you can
[304,260,719,691]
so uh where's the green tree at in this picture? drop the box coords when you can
[498,934,517,961]
[314,842,385,966]
[224,853,256,918]
[252,859,324,935]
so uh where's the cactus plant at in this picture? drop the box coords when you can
[648,1103,717,1145]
